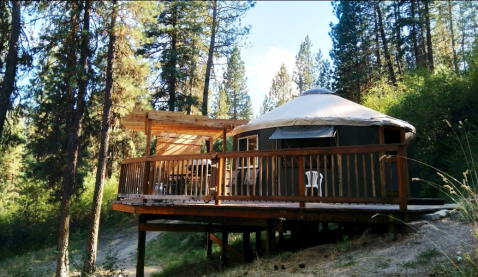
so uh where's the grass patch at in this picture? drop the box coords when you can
[374,257,391,269]
[147,229,260,277]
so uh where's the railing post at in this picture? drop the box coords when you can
[149,161,155,195]
[397,146,408,211]
[216,157,223,205]
[142,161,150,203]
[117,164,124,200]
[298,156,305,208]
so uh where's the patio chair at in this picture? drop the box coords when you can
[305,171,324,196]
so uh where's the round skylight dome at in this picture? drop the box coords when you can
[300,88,336,96]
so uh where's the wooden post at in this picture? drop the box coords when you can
[136,214,146,277]
[206,223,212,259]
[117,164,124,200]
[243,232,252,262]
[222,128,226,152]
[216,158,223,205]
[222,128,227,196]
[398,145,408,211]
[298,156,305,208]
[142,161,150,203]
[255,230,262,248]
[265,220,274,258]
[222,232,228,266]
[145,117,152,156]
[209,137,213,153]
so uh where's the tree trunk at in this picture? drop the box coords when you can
[411,0,420,67]
[0,0,21,141]
[202,0,217,116]
[81,1,117,276]
[168,8,177,112]
[418,2,427,66]
[424,0,434,70]
[447,0,459,74]
[373,7,381,68]
[393,0,403,64]
[55,2,79,275]
[376,3,396,85]
[56,1,90,276]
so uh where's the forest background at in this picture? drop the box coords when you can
[0,0,478,276]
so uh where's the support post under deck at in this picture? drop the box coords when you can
[255,231,262,253]
[243,232,252,262]
[136,214,146,277]
[266,220,274,258]
[222,232,229,266]
[206,224,212,259]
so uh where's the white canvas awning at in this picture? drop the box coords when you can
[230,89,415,136]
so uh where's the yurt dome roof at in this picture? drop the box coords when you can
[230,88,415,136]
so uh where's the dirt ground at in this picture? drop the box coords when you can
[91,224,162,276]
[216,212,477,277]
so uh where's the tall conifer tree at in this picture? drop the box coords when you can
[268,63,295,107]
[223,46,251,120]
[293,35,315,94]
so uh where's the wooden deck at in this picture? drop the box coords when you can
[112,143,454,277]
[113,200,456,224]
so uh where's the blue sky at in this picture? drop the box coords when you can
[239,1,337,116]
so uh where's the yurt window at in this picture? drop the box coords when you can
[238,135,258,166]
[238,135,258,151]
[383,128,402,144]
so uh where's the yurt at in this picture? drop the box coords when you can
[230,88,419,197]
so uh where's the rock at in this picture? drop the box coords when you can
[299,263,306,268]
[421,213,440,221]
[436,210,451,218]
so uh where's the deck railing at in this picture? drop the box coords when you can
[117,144,409,210]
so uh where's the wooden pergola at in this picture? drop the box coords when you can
[120,109,248,155]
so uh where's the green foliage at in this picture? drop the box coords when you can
[223,46,252,120]
[213,137,233,153]
[314,49,333,90]
[268,63,295,107]
[0,173,131,258]
[363,61,478,197]
[142,1,207,112]
[259,95,274,115]
[147,231,208,277]
[293,35,315,94]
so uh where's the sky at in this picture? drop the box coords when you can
[238,1,337,116]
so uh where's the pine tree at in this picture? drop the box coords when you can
[239,95,253,121]
[259,95,274,115]
[212,84,229,119]
[56,1,91,275]
[375,2,396,85]
[0,1,21,141]
[314,49,333,90]
[223,46,251,120]
[268,63,295,107]
[142,1,207,112]
[330,1,376,101]
[293,35,315,94]
[82,0,117,275]
[202,1,255,115]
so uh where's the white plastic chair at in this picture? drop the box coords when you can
[305,171,324,196]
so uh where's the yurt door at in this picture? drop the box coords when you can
[379,127,405,197]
